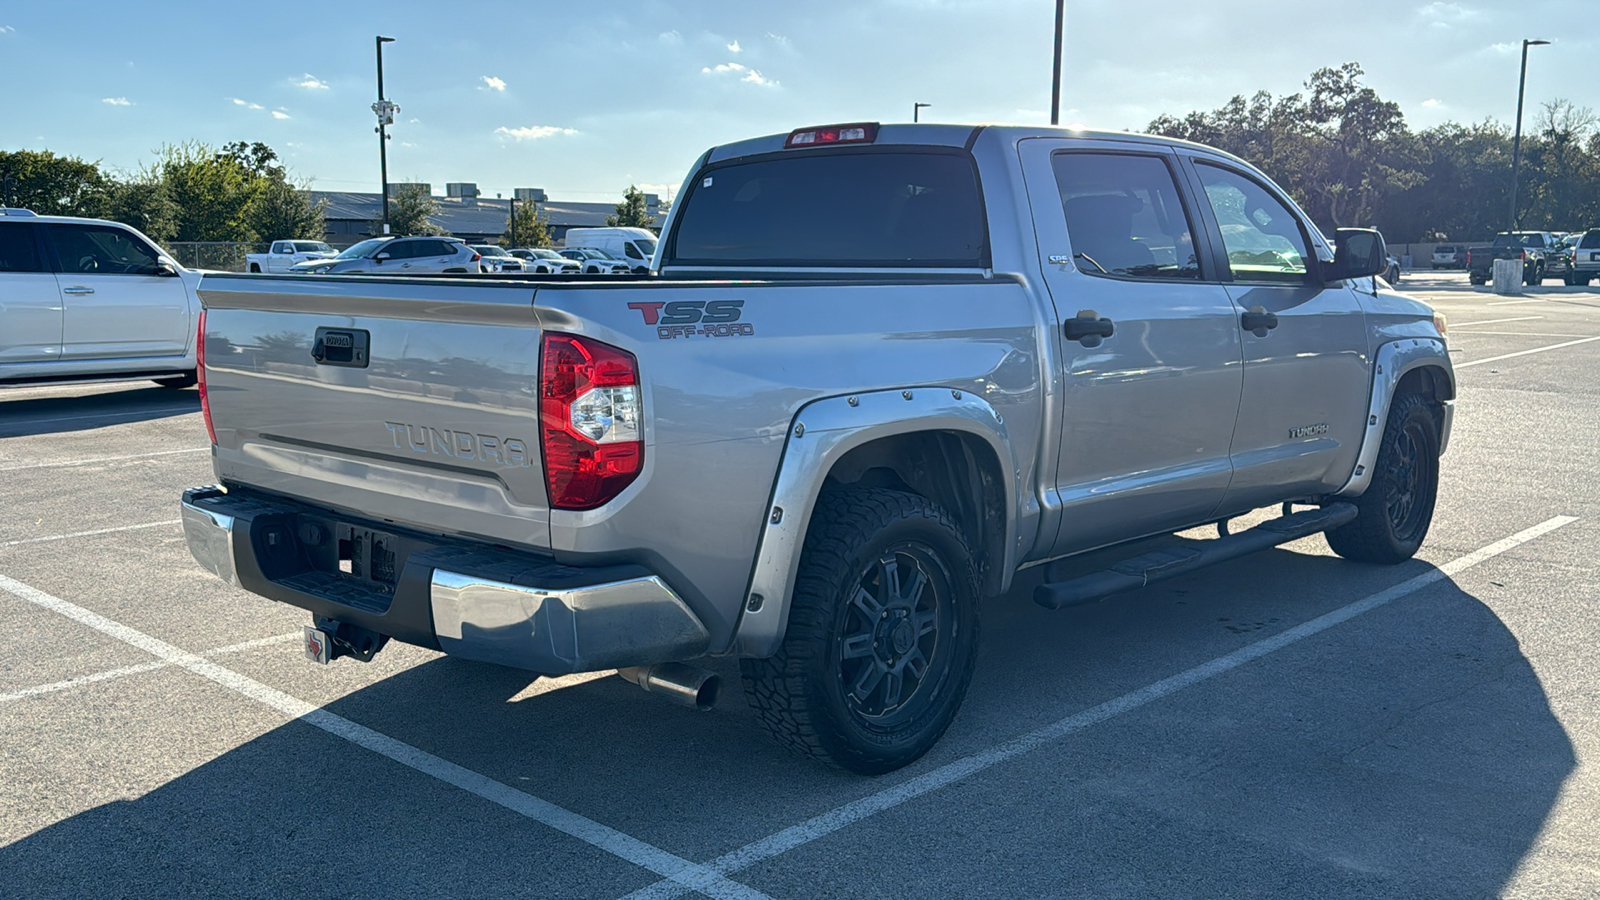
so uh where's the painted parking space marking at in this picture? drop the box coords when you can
[621,516,1579,900]
[0,448,208,472]
[0,520,182,550]
[0,571,774,900]
[0,405,199,430]
[0,632,300,703]
[1457,335,1600,369]
[1447,316,1543,327]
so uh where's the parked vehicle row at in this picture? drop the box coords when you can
[246,240,336,273]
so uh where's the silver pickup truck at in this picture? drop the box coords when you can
[181,123,1453,774]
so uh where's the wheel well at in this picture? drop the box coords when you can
[1397,364,1453,403]
[824,431,1008,596]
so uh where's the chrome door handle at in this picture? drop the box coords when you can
[62,286,95,295]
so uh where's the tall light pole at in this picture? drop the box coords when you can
[1050,0,1064,125]
[913,102,931,123]
[509,196,518,245]
[1508,38,1550,231]
[373,36,398,234]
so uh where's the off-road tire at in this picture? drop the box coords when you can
[741,488,980,775]
[154,373,197,388]
[1326,391,1441,564]
[1469,274,1486,285]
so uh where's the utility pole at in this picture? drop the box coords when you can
[1050,0,1064,125]
[374,36,398,234]
[509,196,518,245]
[1508,38,1550,231]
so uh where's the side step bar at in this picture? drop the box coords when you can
[1033,502,1359,610]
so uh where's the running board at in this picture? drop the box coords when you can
[1033,503,1359,610]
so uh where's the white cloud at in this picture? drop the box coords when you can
[659,30,683,46]
[1421,98,1443,108]
[1417,2,1482,28]
[101,97,131,106]
[229,97,264,110]
[766,32,788,45]
[296,73,329,90]
[702,61,777,87]
[408,117,421,123]
[480,75,506,92]
[727,40,741,52]
[271,110,290,119]
[0,25,15,34]
[494,125,579,141]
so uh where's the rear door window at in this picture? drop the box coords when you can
[1581,232,1600,250]
[668,149,987,267]
[1193,163,1313,285]
[1052,152,1201,281]
[0,223,44,272]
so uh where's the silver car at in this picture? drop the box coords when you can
[290,237,480,275]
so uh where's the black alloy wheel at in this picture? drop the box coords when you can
[1326,391,1441,563]
[836,545,956,727]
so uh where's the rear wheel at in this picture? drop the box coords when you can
[1326,391,1441,564]
[741,488,979,775]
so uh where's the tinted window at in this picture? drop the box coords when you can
[0,223,44,272]
[670,150,986,267]
[1053,152,1200,281]
[293,241,331,253]
[1436,245,1455,252]
[1194,164,1312,284]
[624,242,644,260]
[379,240,417,259]
[47,224,163,275]
[1581,231,1600,249]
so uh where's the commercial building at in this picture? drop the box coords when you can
[310,184,664,247]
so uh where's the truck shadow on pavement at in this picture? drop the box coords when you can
[0,385,198,438]
[0,551,1577,899]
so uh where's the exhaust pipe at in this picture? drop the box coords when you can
[618,663,720,712]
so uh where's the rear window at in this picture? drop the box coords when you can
[1436,245,1455,252]
[668,149,987,267]
[1581,231,1600,249]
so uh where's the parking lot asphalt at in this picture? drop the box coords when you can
[2,270,1598,899]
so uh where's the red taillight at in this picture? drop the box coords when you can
[470,253,481,261]
[539,333,642,510]
[785,122,879,148]
[197,308,216,445]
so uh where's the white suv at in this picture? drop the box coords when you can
[0,209,198,387]
[289,236,481,275]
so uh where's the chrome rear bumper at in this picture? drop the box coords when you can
[180,486,708,673]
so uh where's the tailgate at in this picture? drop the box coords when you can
[199,274,553,550]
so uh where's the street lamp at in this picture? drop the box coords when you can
[374,35,399,234]
[913,102,932,123]
[509,196,518,245]
[1050,0,1065,125]
[1508,38,1550,231]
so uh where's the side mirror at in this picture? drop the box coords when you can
[154,261,180,277]
[1326,228,1387,282]
[374,252,391,262]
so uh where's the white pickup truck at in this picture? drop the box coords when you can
[245,240,336,274]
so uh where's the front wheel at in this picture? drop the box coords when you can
[741,488,979,775]
[1326,391,1441,564]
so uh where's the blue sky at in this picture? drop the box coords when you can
[1,1,1594,203]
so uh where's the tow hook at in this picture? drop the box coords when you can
[304,617,389,664]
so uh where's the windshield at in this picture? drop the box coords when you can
[474,245,510,256]
[532,249,562,259]
[293,242,332,253]
[337,238,390,259]
[635,237,658,256]
[582,248,617,259]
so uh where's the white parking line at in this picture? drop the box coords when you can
[0,520,182,549]
[1449,315,1543,327]
[0,448,208,472]
[0,572,773,900]
[1450,331,1599,338]
[0,632,300,703]
[1484,298,1547,306]
[1457,335,1600,369]
[620,515,1579,900]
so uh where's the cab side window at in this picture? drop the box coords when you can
[382,241,416,259]
[1194,163,1313,285]
[0,223,45,272]
[1053,152,1201,281]
[46,224,163,275]
[624,242,644,260]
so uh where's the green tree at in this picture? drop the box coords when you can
[101,175,180,245]
[605,185,655,228]
[154,142,258,242]
[246,175,326,241]
[0,149,108,215]
[502,203,552,248]
[383,183,447,236]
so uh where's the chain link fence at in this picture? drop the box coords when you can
[168,242,269,272]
